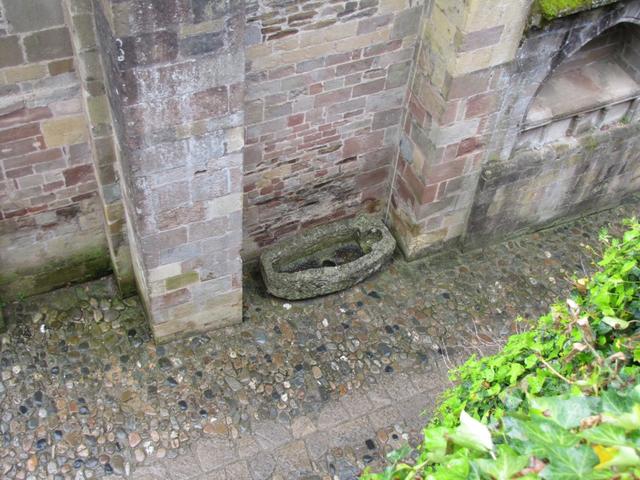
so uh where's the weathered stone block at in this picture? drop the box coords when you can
[165,271,199,291]
[42,116,87,147]
[3,0,65,32]
[0,36,24,68]
[24,27,73,62]
[4,64,48,84]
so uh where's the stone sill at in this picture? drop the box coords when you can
[523,56,640,130]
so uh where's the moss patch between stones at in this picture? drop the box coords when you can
[0,245,112,301]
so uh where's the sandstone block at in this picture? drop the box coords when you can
[0,36,24,68]
[42,116,87,147]
[165,271,199,291]
[3,0,65,32]
[4,64,48,84]
[24,27,73,62]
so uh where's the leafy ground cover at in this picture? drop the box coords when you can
[362,218,640,479]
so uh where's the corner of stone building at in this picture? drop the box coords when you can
[89,0,246,341]
[62,0,136,298]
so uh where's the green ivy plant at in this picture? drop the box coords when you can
[362,218,640,480]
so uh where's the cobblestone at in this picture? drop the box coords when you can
[0,201,638,478]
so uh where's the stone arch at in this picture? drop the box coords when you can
[485,3,640,161]
[517,19,640,149]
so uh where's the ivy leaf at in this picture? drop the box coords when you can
[593,445,640,470]
[526,373,546,395]
[524,354,538,368]
[541,446,599,479]
[422,427,449,464]
[474,445,529,480]
[601,389,633,416]
[579,424,629,447]
[449,411,494,453]
[602,404,640,431]
[515,416,578,456]
[509,363,525,384]
[529,395,600,429]
[602,316,630,330]
[431,449,472,479]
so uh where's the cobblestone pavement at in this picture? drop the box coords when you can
[1,200,639,480]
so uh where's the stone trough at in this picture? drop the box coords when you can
[260,216,396,300]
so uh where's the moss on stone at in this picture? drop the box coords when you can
[537,0,619,20]
[539,0,590,19]
[165,271,199,291]
[0,245,112,301]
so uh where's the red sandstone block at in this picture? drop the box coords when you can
[360,146,395,171]
[269,65,295,80]
[34,157,67,174]
[153,288,191,310]
[190,86,229,120]
[0,123,41,144]
[457,136,484,157]
[402,163,438,204]
[352,78,385,97]
[71,192,96,202]
[156,202,206,231]
[303,131,323,143]
[0,136,44,160]
[4,148,62,170]
[6,165,33,178]
[440,100,459,126]
[341,109,363,120]
[356,166,389,188]
[265,93,288,106]
[357,14,392,35]
[143,227,188,254]
[459,25,504,52]
[325,52,353,67]
[154,180,190,211]
[448,71,491,100]
[63,164,94,187]
[0,107,52,130]
[465,92,498,119]
[408,96,427,127]
[363,68,386,80]
[363,39,402,58]
[29,192,55,206]
[4,208,28,219]
[343,132,383,157]
[43,180,65,192]
[423,158,466,184]
[68,142,91,164]
[393,176,414,206]
[17,173,44,189]
[336,58,374,77]
[345,73,363,86]
[309,83,323,95]
[443,176,465,196]
[314,88,352,107]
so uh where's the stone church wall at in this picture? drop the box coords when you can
[0,0,110,300]
[92,0,245,340]
[243,0,425,257]
[2,0,639,340]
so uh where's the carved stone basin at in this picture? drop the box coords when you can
[260,216,396,300]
